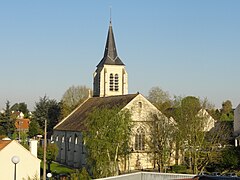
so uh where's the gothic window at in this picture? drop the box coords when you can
[56,136,59,142]
[68,137,71,151]
[109,73,114,91]
[114,74,119,91]
[61,136,65,143]
[74,135,78,145]
[82,139,85,154]
[135,128,145,151]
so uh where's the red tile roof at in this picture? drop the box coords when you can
[0,140,12,151]
[15,119,30,130]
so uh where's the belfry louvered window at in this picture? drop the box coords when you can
[109,73,114,91]
[135,128,145,151]
[114,74,119,91]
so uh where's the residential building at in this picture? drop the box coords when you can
[0,139,40,180]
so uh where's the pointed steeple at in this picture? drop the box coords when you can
[97,21,124,67]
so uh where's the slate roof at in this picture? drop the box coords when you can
[97,21,125,67]
[54,94,138,132]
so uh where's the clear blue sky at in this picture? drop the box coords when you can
[0,0,239,110]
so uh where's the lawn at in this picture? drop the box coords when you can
[41,161,76,175]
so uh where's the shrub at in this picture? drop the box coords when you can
[171,165,187,173]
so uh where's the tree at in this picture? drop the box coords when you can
[148,113,176,172]
[84,108,132,178]
[147,86,171,112]
[222,100,233,114]
[61,85,91,117]
[220,100,234,121]
[221,146,240,170]
[0,101,15,137]
[38,143,58,172]
[28,119,42,138]
[32,96,61,134]
[10,102,29,117]
[172,96,230,173]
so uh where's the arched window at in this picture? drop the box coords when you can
[61,136,65,143]
[74,135,78,145]
[68,137,71,151]
[138,102,143,108]
[56,136,59,142]
[109,73,114,91]
[114,74,119,91]
[135,128,145,151]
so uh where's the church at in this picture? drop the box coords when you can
[53,20,173,171]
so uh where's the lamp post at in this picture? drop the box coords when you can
[43,118,47,180]
[11,155,20,180]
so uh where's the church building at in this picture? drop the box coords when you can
[53,20,173,171]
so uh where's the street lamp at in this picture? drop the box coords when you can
[11,155,20,180]
[47,173,52,179]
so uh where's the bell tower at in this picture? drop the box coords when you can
[93,20,128,97]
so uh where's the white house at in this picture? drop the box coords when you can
[0,140,40,180]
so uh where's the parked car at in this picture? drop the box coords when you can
[211,172,221,176]
[222,172,237,177]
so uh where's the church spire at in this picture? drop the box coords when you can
[97,19,124,67]
[93,17,128,97]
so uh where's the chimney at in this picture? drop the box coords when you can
[29,139,38,158]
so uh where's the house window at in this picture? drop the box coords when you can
[109,73,114,91]
[114,74,119,91]
[135,128,145,151]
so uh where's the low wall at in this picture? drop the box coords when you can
[97,172,195,180]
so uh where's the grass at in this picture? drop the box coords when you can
[41,161,76,175]
[51,162,76,174]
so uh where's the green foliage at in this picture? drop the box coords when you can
[84,107,132,178]
[28,119,42,138]
[79,167,91,180]
[171,96,231,174]
[48,162,75,174]
[148,113,176,172]
[10,102,29,117]
[221,146,239,169]
[171,165,187,173]
[71,167,91,180]
[61,85,91,117]
[0,100,16,137]
[38,143,58,163]
[222,100,232,114]
[32,96,61,133]
[220,113,234,121]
